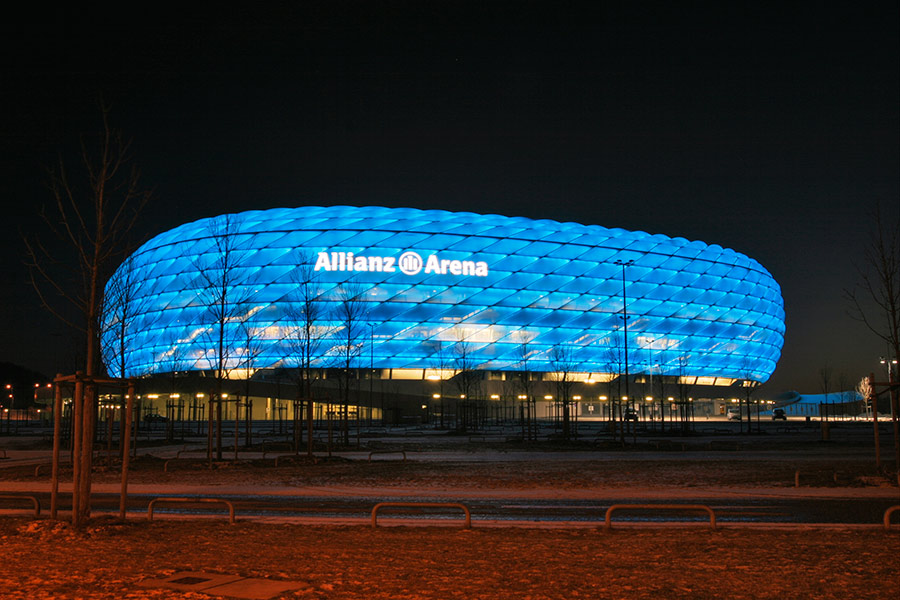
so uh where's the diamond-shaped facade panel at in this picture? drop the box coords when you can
[101,206,785,382]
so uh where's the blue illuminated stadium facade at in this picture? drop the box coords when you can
[101,206,784,386]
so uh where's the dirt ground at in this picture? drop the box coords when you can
[0,519,898,600]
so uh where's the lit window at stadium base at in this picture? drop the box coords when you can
[100,206,785,384]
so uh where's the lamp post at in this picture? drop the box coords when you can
[880,356,898,417]
[4,383,13,433]
[880,356,899,472]
[368,323,375,427]
[517,394,527,438]
[614,259,635,435]
[432,393,441,429]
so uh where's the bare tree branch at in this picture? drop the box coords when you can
[844,202,900,360]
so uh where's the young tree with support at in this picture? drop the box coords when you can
[24,105,150,528]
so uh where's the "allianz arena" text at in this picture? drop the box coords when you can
[314,250,490,277]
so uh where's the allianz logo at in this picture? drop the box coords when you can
[314,250,489,277]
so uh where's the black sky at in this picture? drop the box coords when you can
[1,2,897,392]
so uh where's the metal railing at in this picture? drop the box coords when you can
[367,450,407,462]
[604,504,717,530]
[371,502,471,528]
[164,458,218,472]
[0,495,41,518]
[274,453,318,466]
[884,505,900,531]
[147,497,235,524]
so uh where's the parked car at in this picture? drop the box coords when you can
[772,408,787,420]
[726,408,742,421]
[623,407,639,422]
[144,413,168,423]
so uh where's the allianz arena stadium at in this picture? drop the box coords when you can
[101,206,784,403]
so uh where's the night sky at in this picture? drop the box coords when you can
[1,3,897,393]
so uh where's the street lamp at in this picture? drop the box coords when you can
[368,322,375,426]
[4,384,13,432]
[614,259,634,412]
[880,356,898,420]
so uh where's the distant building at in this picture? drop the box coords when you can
[772,390,866,418]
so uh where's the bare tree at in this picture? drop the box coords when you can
[652,355,669,433]
[25,105,151,377]
[836,372,856,419]
[451,331,481,432]
[601,330,626,441]
[99,255,143,379]
[819,365,833,422]
[236,312,266,449]
[845,204,900,468]
[857,375,873,419]
[515,330,538,440]
[428,340,449,429]
[331,283,367,445]
[745,380,760,434]
[846,204,900,368]
[549,344,578,440]
[23,104,150,527]
[99,254,146,450]
[192,214,252,459]
[284,257,331,455]
[738,357,760,434]
[675,354,694,434]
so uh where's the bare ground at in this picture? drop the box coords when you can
[1,428,899,598]
[1,518,898,600]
